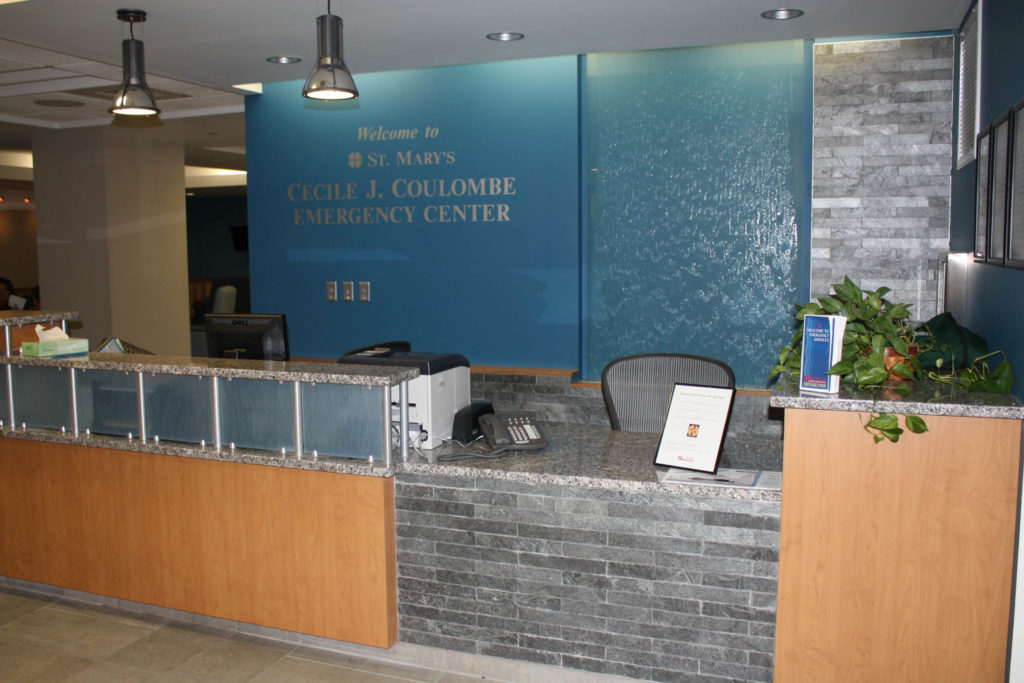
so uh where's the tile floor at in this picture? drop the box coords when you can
[0,588,490,682]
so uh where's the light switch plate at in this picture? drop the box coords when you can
[342,281,354,302]
[326,281,337,301]
[358,281,371,302]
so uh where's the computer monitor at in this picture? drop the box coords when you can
[204,313,289,361]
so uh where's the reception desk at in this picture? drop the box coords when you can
[0,346,785,681]
[770,375,1024,681]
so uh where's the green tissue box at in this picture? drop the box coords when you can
[21,338,90,358]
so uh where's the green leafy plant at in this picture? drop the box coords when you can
[770,276,1014,443]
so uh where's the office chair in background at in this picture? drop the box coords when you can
[601,353,735,432]
[210,285,237,314]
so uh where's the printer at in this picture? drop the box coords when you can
[340,351,470,449]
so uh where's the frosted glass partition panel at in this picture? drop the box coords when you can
[144,374,213,445]
[219,377,294,453]
[301,382,385,460]
[76,369,141,437]
[1,370,9,422]
[11,365,72,430]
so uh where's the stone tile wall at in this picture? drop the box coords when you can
[396,472,781,682]
[812,37,954,319]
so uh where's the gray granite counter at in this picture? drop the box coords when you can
[770,372,1024,419]
[0,420,781,498]
[1,352,418,386]
[403,421,781,501]
[0,310,79,327]
[0,424,395,477]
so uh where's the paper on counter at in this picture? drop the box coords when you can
[35,324,70,341]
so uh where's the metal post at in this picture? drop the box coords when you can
[399,379,410,463]
[137,372,147,443]
[212,376,222,451]
[382,385,392,467]
[4,327,12,427]
[293,380,303,458]
[70,368,79,436]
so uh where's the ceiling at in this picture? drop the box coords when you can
[0,0,971,173]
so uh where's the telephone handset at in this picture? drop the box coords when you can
[478,413,547,451]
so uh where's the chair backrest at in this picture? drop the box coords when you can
[602,353,735,432]
[211,285,237,314]
[338,340,411,361]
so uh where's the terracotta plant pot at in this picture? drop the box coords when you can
[884,344,919,385]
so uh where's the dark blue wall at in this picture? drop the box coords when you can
[245,58,580,367]
[951,0,1024,397]
[186,195,249,279]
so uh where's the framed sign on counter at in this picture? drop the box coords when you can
[654,383,735,473]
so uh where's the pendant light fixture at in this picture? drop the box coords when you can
[302,0,358,100]
[109,8,160,116]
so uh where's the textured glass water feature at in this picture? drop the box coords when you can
[584,42,807,384]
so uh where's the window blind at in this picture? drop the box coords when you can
[957,7,979,170]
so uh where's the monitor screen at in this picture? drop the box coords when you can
[204,313,289,361]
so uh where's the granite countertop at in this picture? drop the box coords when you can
[1,352,418,386]
[403,422,782,501]
[0,425,396,477]
[770,372,1024,419]
[0,420,781,499]
[0,310,79,327]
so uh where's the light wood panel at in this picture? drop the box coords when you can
[775,409,1021,682]
[0,439,397,648]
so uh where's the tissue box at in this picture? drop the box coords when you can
[21,338,90,358]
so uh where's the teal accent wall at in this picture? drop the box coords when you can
[951,0,1024,397]
[244,45,809,384]
[583,42,808,384]
[245,58,580,366]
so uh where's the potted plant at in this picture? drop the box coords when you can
[769,277,1014,443]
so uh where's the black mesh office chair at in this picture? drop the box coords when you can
[338,340,411,361]
[601,353,735,432]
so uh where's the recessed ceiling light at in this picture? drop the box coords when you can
[267,55,302,64]
[486,32,524,42]
[761,8,804,20]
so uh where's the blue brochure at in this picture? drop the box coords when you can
[799,314,846,393]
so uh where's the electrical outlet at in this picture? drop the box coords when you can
[326,281,337,301]
[358,281,371,302]
[342,281,354,302]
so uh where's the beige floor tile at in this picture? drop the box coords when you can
[0,604,157,659]
[252,655,403,682]
[358,658,445,682]
[289,645,374,669]
[105,622,231,673]
[436,674,492,683]
[168,633,293,682]
[0,591,50,626]
[64,658,158,681]
[0,637,96,680]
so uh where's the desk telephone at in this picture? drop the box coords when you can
[478,413,547,451]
